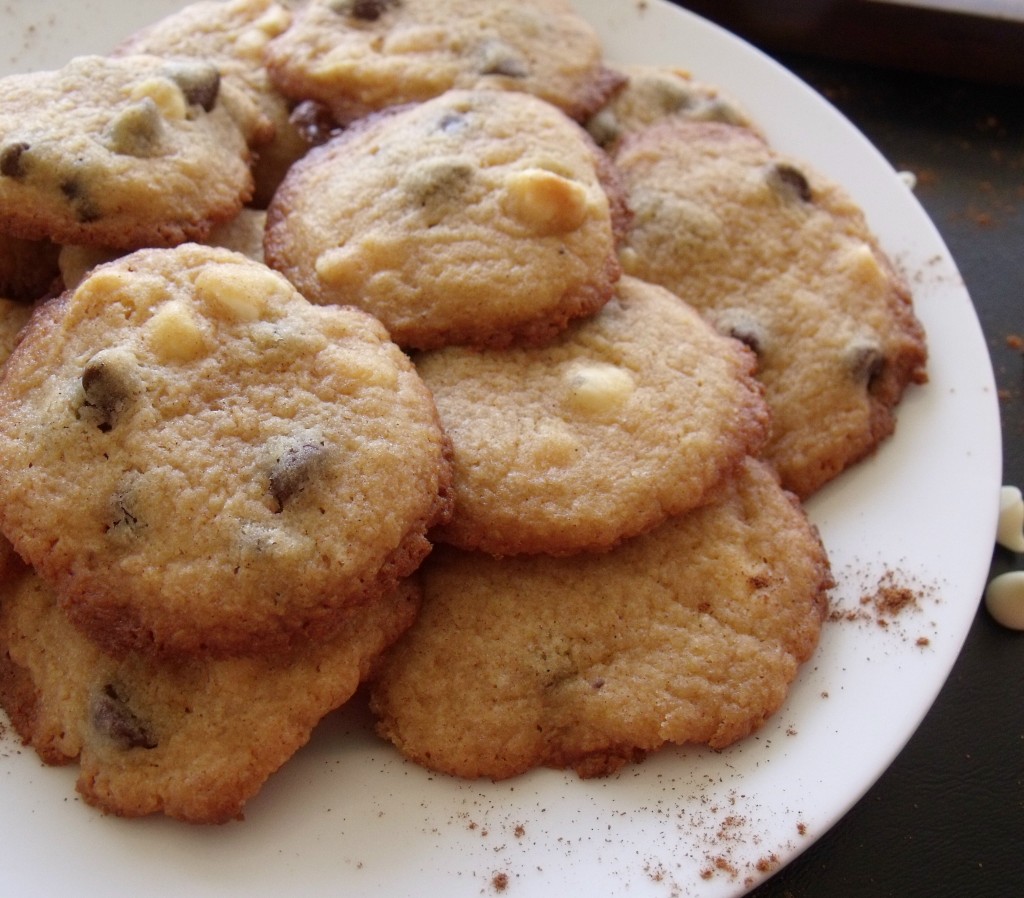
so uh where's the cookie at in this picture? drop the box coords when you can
[0,54,262,248]
[265,89,629,350]
[264,0,623,125]
[616,121,928,498]
[57,209,268,292]
[0,233,61,301]
[0,559,419,824]
[370,457,831,780]
[586,65,756,154]
[115,0,308,207]
[0,244,451,657]
[418,275,769,556]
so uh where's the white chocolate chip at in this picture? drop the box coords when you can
[984,570,1024,630]
[503,168,591,235]
[564,362,636,415]
[145,300,208,362]
[129,77,187,121]
[837,243,887,291]
[996,485,1024,552]
[195,263,284,322]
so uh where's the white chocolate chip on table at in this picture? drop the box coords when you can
[996,485,1024,552]
[984,571,1024,631]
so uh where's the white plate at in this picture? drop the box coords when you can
[0,1,1002,896]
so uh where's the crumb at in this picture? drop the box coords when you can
[491,872,509,892]
[916,636,931,647]
[1007,334,1023,351]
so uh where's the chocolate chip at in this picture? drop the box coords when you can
[106,99,164,157]
[328,0,398,20]
[80,348,139,431]
[0,141,30,179]
[714,309,768,357]
[404,158,474,209]
[163,61,221,112]
[767,162,813,203]
[269,441,328,510]
[60,176,101,223]
[846,337,886,386]
[438,111,468,135]
[91,684,157,750]
[290,100,340,147]
[478,41,530,79]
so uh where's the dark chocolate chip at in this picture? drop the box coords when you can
[269,441,328,510]
[404,158,474,208]
[715,309,768,357]
[80,349,139,431]
[846,337,886,386]
[290,100,340,147]
[106,99,164,157]
[0,141,30,179]
[328,0,398,20]
[438,111,468,135]
[91,684,157,750]
[60,177,101,223]
[478,41,530,79]
[767,162,813,203]
[163,61,221,112]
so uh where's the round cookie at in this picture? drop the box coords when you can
[0,559,420,824]
[417,275,770,556]
[0,244,451,658]
[0,54,263,248]
[586,64,756,154]
[265,89,629,350]
[370,457,832,781]
[115,0,308,207]
[616,120,928,498]
[263,0,623,125]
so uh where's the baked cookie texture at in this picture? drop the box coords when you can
[114,0,307,207]
[265,89,628,350]
[370,458,831,780]
[419,275,770,556]
[0,54,262,248]
[264,0,623,125]
[0,559,420,824]
[586,64,756,154]
[0,244,451,658]
[616,121,927,498]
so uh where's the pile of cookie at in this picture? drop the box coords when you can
[0,0,926,823]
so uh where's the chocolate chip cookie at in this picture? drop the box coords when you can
[370,457,831,780]
[616,121,928,497]
[265,88,628,350]
[264,0,623,125]
[0,244,451,658]
[0,559,419,823]
[418,275,769,556]
[0,54,262,248]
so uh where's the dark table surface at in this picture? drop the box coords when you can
[665,8,1024,897]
